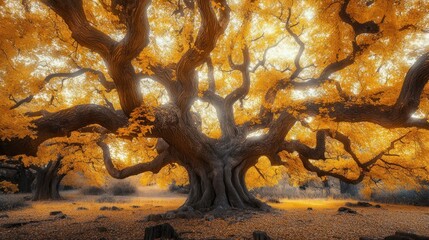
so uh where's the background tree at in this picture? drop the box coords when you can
[0,0,428,211]
[25,134,105,200]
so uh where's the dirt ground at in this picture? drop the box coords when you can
[0,187,428,240]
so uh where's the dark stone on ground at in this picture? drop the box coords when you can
[307,207,313,211]
[77,207,88,210]
[144,214,163,222]
[375,204,382,208]
[97,227,108,232]
[96,215,107,220]
[338,207,357,214]
[345,202,374,207]
[131,205,140,208]
[266,198,280,204]
[54,213,67,219]
[384,231,429,240]
[100,206,122,211]
[144,223,179,240]
[49,211,63,216]
[204,214,215,221]
[165,212,176,219]
[360,231,429,240]
[1,221,38,228]
[111,206,122,211]
[0,214,9,218]
[253,231,272,240]
[23,196,32,201]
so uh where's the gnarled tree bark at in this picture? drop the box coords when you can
[31,155,65,201]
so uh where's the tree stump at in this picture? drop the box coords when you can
[253,231,272,240]
[144,223,180,240]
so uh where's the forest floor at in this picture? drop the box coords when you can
[0,186,428,240]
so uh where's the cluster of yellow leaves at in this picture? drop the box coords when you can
[118,105,155,138]
[0,180,19,193]
[246,156,285,189]
[140,163,189,188]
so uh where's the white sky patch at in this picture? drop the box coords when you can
[109,32,126,42]
[351,82,361,95]
[411,110,425,119]
[304,116,314,123]
[139,78,170,104]
[246,129,266,139]
[291,88,318,100]
[60,75,87,106]
[109,141,129,162]
[303,8,315,21]
[191,99,219,137]
[266,38,299,62]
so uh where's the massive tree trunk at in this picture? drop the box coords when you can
[32,156,66,201]
[179,157,269,210]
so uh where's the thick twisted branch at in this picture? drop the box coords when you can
[176,0,230,118]
[97,141,173,179]
[1,104,127,156]
[112,0,151,62]
[42,0,116,59]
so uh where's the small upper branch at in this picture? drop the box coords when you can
[285,8,305,80]
[137,64,180,102]
[206,57,216,92]
[97,141,173,179]
[250,36,286,73]
[10,68,115,110]
[339,0,380,37]
[280,129,410,184]
[248,7,306,131]
[225,46,251,108]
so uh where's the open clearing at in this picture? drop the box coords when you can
[0,187,428,240]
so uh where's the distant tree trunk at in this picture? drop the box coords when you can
[322,179,331,197]
[17,168,35,193]
[340,180,359,197]
[0,159,35,193]
[32,156,66,201]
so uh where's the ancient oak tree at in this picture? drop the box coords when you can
[0,0,428,209]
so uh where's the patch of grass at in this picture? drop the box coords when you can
[108,182,136,196]
[0,195,28,211]
[168,183,190,194]
[371,188,429,206]
[81,186,106,196]
[96,195,117,203]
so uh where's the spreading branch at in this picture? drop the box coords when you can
[10,68,115,110]
[97,141,174,179]
[1,104,127,156]
[279,129,410,184]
